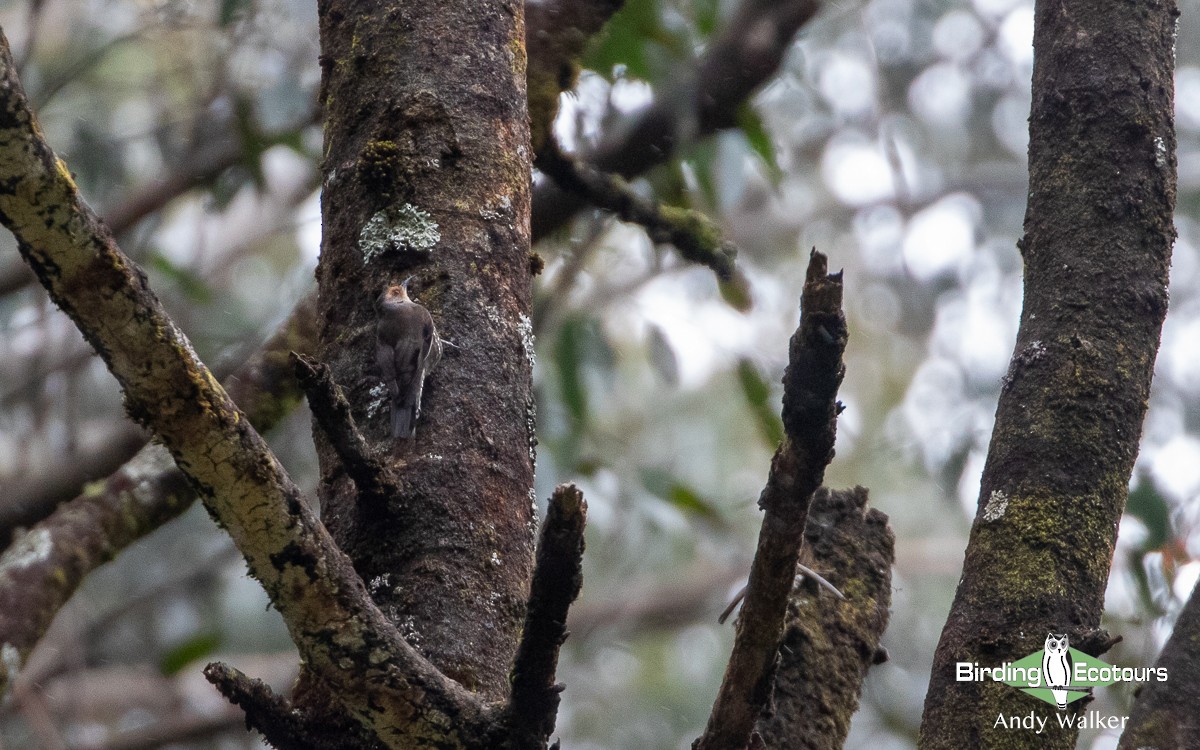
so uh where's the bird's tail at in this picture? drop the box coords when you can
[391,396,417,439]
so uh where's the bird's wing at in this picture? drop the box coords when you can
[377,341,399,397]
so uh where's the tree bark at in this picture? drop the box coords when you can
[310,0,536,714]
[918,0,1177,746]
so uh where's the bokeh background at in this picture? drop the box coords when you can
[1,0,1198,747]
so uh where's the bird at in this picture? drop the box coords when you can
[375,278,442,439]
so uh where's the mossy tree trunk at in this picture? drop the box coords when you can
[918,0,1177,746]
[298,0,537,727]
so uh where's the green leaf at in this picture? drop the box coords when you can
[718,269,754,312]
[736,103,781,181]
[736,358,784,446]
[583,0,687,81]
[233,97,268,191]
[692,0,722,37]
[639,467,724,522]
[680,139,719,212]
[554,316,615,427]
[219,0,251,27]
[556,318,589,425]
[159,632,222,676]
[147,252,215,303]
[1127,479,1172,551]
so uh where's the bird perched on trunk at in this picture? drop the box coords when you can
[376,278,442,439]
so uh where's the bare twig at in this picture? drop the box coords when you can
[203,663,314,750]
[506,484,587,750]
[694,250,846,750]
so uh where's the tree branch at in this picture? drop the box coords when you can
[531,0,820,241]
[0,293,317,698]
[505,483,587,750]
[755,486,894,748]
[536,139,738,282]
[0,29,483,745]
[291,352,402,507]
[526,0,625,155]
[203,662,316,750]
[1118,576,1200,748]
[919,0,1176,743]
[695,249,845,750]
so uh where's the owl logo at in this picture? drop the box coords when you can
[1042,633,1073,709]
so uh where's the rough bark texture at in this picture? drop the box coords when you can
[504,484,587,750]
[0,294,317,698]
[313,0,535,708]
[756,487,893,749]
[1118,578,1200,748]
[695,251,846,750]
[0,27,483,744]
[918,0,1177,746]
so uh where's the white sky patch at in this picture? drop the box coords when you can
[1149,433,1200,501]
[933,10,986,62]
[854,205,906,274]
[931,273,1019,383]
[998,5,1035,73]
[902,193,980,280]
[817,53,877,118]
[1162,308,1200,395]
[1176,67,1200,132]
[909,62,972,127]
[822,135,895,206]
[610,78,654,114]
[972,0,1026,18]
[295,191,323,267]
[992,94,1031,156]
[902,357,968,469]
[958,449,987,515]
[632,271,772,388]
[1176,562,1200,602]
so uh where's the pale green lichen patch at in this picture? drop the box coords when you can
[0,527,52,572]
[1,643,21,685]
[982,490,1009,521]
[359,204,440,263]
[366,382,389,418]
[517,312,535,368]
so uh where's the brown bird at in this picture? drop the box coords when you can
[376,278,442,439]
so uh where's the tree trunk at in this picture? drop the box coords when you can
[301,0,536,724]
[919,0,1177,746]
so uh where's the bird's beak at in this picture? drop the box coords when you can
[402,275,414,291]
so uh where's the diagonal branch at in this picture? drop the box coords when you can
[0,293,317,699]
[0,28,482,745]
[694,249,846,750]
[755,486,894,748]
[291,352,402,506]
[536,139,738,282]
[1117,577,1200,748]
[532,0,820,241]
